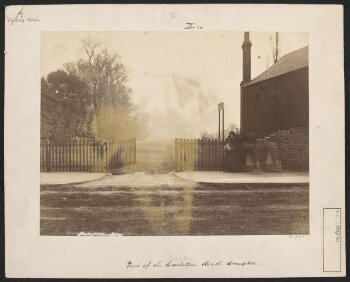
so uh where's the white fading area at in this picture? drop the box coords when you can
[42,32,308,140]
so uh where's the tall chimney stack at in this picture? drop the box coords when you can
[242,32,252,83]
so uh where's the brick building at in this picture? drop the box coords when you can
[240,32,308,138]
[240,32,309,171]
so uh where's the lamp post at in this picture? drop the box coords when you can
[218,102,224,142]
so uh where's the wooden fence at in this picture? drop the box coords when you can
[175,138,224,171]
[40,138,136,172]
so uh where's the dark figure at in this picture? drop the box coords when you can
[241,131,260,172]
[223,131,242,172]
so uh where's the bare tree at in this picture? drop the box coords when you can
[200,123,239,140]
[224,123,239,138]
[200,130,215,139]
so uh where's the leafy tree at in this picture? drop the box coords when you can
[41,36,148,141]
[41,70,91,140]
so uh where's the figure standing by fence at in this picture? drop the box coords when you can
[241,131,260,172]
[224,131,242,172]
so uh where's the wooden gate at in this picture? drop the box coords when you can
[174,138,224,171]
[40,138,136,172]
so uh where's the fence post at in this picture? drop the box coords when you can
[96,141,100,172]
[105,141,108,171]
[46,140,51,172]
[40,140,43,171]
[126,140,130,165]
[197,139,201,171]
[82,139,84,171]
[100,142,104,172]
[177,139,181,171]
[185,139,188,171]
[202,139,205,171]
[183,139,186,171]
[134,139,136,164]
[221,139,224,170]
[180,139,183,171]
[174,139,178,171]
[113,141,116,168]
[209,139,212,171]
[189,139,193,171]
[195,139,198,171]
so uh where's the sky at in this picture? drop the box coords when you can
[42,31,308,140]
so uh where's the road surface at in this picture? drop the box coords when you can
[40,173,309,236]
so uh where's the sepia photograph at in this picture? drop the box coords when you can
[40,31,309,236]
[5,4,345,278]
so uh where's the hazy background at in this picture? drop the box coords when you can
[42,31,308,140]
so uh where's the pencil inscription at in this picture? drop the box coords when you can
[126,259,258,269]
[6,7,40,25]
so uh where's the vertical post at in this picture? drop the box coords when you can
[125,141,128,165]
[46,140,51,172]
[56,144,59,171]
[78,139,81,171]
[194,139,197,171]
[63,142,66,172]
[179,139,183,171]
[84,139,87,171]
[222,108,225,170]
[184,139,187,171]
[117,141,119,167]
[175,139,178,171]
[105,141,108,171]
[68,140,71,172]
[60,142,63,171]
[203,139,207,170]
[71,140,74,171]
[92,140,95,172]
[218,102,224,143]
[218,109,221,142]
[197,139,200,171]
[111,142,114,168]
[222,108,225,142]
[180,138,185,171]
[115,141,117,167]
[52,143,56,171]
[40,142,42,171]
[208,139,212,171]
[82,139,87,171]
[134,139,137,164]
[95,141,98,172]
[188,139,191,171]
[99,142,102,172]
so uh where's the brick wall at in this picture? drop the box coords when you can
[262,127,309,171]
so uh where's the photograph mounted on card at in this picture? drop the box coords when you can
[5,4,345,279]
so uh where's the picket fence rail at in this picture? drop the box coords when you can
[175,138,224,171]
[40,138,136,172]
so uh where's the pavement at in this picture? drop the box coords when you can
[172,171,309,184]
[75,172,191,188]
[41,170,309,185]
[40,172,110,185]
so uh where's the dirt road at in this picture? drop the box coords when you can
[41,173,309,236]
